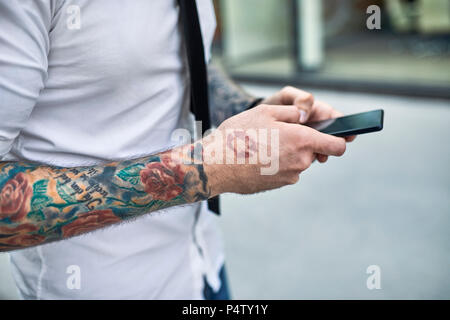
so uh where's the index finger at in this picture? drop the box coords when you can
[329,109,357,143]
[306,127,347,156]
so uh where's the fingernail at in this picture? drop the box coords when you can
[299,110,307,123]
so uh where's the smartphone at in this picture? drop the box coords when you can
[306,109,384,137]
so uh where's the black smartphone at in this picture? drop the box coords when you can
[306,109,384,137]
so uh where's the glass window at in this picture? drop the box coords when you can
[213,0,450,98]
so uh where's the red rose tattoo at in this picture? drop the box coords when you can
[140,157,185,201]
[0,234,45,249]
[61,209,121,238]
[0,223,38,234]
[0,224,44,249]
[0,143,211,251]
[0,173,33,222]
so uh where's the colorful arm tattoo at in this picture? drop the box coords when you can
[208,63,259,126]
[0,144,209,251]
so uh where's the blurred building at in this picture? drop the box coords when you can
[213,0,450,98]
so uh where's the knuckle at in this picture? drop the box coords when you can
[256,104,271,114]
[282,85,294,92]
[336,140,347,156]
[287,155,308,172]
[293,136,305,151]
[301,93,314,105]
[286,174,300,185]
[297,129,313,149]
[298,158,311,171]
[285,141,299,156]
[305,93,314,102]
[285,126,298,140]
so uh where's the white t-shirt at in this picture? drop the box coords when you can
[0,0,224,299]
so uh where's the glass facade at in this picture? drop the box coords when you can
[214,0,450,98]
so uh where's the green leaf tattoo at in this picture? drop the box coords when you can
[0,144,210,251]
[56,181,77,204]
[117,163,145,185]
[30,180,52,212]
[33,179,48,194]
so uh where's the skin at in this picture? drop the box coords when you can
[0,146,210,251]
[260,86,356,163]
[0,64,353,252]
[203,103,348,196]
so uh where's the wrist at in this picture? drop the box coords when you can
[203,161,225,198]
[200,136,231,197]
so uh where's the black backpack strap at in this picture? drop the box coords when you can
[178,0,220,215]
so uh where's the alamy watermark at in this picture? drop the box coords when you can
[366,5,381,30]
[366,265,382,290]
[66,5,81,30]
[169,125,280,175]
[66,264,81,290]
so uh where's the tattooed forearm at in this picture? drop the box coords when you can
[0,144,209,251]
[208,63,259,126]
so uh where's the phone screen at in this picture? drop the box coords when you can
[306,109,384,137]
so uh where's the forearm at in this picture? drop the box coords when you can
[208,63,260,126]
[0,143,209,251]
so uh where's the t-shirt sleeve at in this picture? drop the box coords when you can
[0,0,52,159]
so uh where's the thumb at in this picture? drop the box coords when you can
[279,87,314,123]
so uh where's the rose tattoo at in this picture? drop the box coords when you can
[140,157,185,201]
[0,173,33,222]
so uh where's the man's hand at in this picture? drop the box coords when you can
[203,104,347,196]
[261,86,315,123]
[261,86,356,163]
